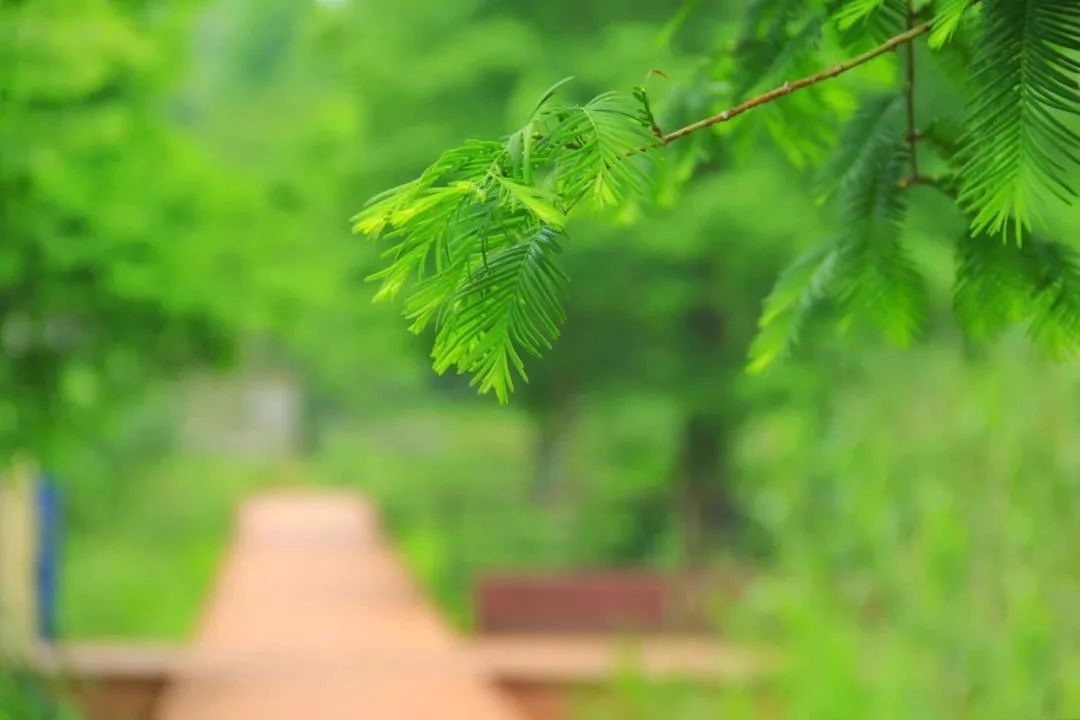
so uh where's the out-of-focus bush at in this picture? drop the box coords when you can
[723,342,1080,719]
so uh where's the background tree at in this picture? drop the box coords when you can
[0,0,246,464]
[5,4,1080,720]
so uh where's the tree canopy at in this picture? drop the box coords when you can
[353,0,1080,401]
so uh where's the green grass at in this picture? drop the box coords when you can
[315,400,682,627]
[59,404,538,639]
[314,404,540,626]
[61,456,313,640]
[60,399,680,639]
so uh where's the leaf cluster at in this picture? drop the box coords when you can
[353,85,658,401]
[357,0,1080,397]
[751,0,1080,370]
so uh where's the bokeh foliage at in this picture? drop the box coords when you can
[2,2,1078,720]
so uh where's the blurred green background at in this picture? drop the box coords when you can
[3,0,1080,718]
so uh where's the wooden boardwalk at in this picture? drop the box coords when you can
[156,491,524,720]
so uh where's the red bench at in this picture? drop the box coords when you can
[475,571,736,634]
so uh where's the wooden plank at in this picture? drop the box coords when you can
[468,635,768,684]
[35,643,183,681]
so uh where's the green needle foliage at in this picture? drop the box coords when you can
[352,89,656,401]
[355,0,1080,399]
[836,0,894,30]
[928,0,970,47]
[731,0,837,167]
[960,0,1080,239]
[955,232,1080,357]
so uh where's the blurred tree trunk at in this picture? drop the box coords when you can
[676,411,732,566]
[298,386,321,456]
[531,382,578,505]
[677,297,733,567]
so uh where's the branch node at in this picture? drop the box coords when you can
[899,175,934,190]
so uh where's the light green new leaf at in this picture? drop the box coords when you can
[834,0,906,44]
[529,76,576,119]
[496,178,566,228]
[353,87,661,400]
[431,225,568,403]
[929,0,972,48]
[836,0,890,29]
[546,92,658,207]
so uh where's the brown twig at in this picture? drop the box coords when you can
[654,20,933,148]
[903,0,920,178]
[899,175,936,190]
[899,174,959,203]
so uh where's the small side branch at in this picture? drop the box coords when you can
[899,175,936,190]
[899,174,958,202]
[903,0,920,178]
[657,20,933,147]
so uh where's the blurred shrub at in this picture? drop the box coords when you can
[722,342,1080,719]
[316,398,687,627]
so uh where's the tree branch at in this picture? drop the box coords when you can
[900,174,958,201]
[903,0,920,178]
[899,175,936,190]
[657,19,933,147]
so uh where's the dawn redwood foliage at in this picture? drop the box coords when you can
[354,0,1080,401]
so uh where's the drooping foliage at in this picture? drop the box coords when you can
[352,90,657,401]
[959,0,1079,239]
[354,0,1080,400]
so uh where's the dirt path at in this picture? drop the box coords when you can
[156,491,523,720]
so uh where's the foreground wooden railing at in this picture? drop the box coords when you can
[40,634,767,720]
[34,491,767,720]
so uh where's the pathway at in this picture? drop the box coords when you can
[156,491,524,720]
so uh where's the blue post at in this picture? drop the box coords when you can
[35,476,61,643]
